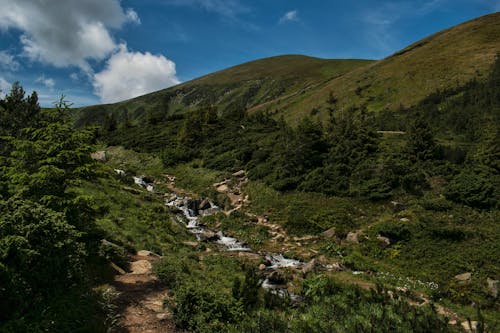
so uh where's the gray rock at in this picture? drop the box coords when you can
[455,272,472,282]
[90,150,107,162]
[198,230,219,242]
[267,271,285,285]
[232,170,246,178]
[376,235,391,248]
[487,278,498,298]
[346,230,364,244]
[137,250,160,258]
[199,198,211,210]
[216,184,229,193]
[302,259,318,276]
[322,227,337,239]
[199,207,221,216]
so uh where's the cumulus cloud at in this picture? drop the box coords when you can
[0,77,10,97]
[93,44,180,103]
[279,10,299,24]
[0,0,139,70]
[0,51,20,71]
[36,76,56,90]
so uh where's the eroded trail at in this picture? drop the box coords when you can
[112,253,181,333]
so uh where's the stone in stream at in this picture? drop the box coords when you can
[197,230,219,242]
[199,198,211,210]
[302,259,318,276]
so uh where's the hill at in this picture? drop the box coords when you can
[75,12,500,126]
[75,56,372,127]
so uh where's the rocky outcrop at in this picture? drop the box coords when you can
[454,272,472,283]
[91,150,107,162]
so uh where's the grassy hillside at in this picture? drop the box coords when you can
[75,56,372,127]
[75,12,500,127]
[258,12,500,122]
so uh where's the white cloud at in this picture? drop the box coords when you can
[0,51,20,71]
[0,77,11,97]
[279,10,299,24]
[126,8,141,24]
[93,44,180,103]
[36,76,55,90]
[0,0,139,70]
[70,73,80,81]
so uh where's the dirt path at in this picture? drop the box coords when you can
[112,253,181,333]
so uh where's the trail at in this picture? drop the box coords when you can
[112,252,182,333]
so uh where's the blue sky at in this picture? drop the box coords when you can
[0,0,498,106]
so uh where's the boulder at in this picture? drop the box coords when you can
[321,227,337,239]
[267,271,285,285]
[461,321,478,332]
[199,207,221,216]
[90,150,107,162]
[199,198,211,210]
[258,264,267,270]
[216,184,230,193]
[376,235,391,248]
[130,260,152,274]
[454,272,472,283]
[487,278,499,298]
[232,170,246,178]
[137,250,160,258]
[198,230,219,242]
[182,241,199,248]
[346,230,364,244]
[400,217,410,222]
[302,259,318,276]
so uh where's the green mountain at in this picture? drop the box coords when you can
[76,12,500,126]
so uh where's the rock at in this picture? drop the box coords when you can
[267,271,285,285]
[346,230,364,244]
[199,198,211,210]
[487,278,499,298]
[376,235,391,248]
[448,320,457,326]
[390,201,406,212]
[156,313,169,321]
[199,207,221,216]
[302,259,318,276]
[400,217,410,222]
[262,258,272,267]
[137,250,160,258]
[238,252,261,261]
[322,227,337,239]
[232,170,246,178]
[454,272,472,283]
[216,184,230,193]
[198,230,219,242]
[461,321,478,332]
[110,262,127,275]
[258,264,267,270]
[325,262,344,272]
[90,150,107,162]
[114,169,126,176]
[183,241,199,248]
[130,260,152,274]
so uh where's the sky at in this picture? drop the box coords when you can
[0,0,498,107]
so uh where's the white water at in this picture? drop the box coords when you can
[266,254,302,268]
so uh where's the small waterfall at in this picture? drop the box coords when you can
[216,231,251,252]
[266,254,302,268]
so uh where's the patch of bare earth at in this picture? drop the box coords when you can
[111,253,183,333]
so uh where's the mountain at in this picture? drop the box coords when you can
[75,56,372,126]
[75,12,500,126]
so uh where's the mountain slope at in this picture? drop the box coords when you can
[75,56,372,126]
[254,12,500,122]
[75,12,500,127]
